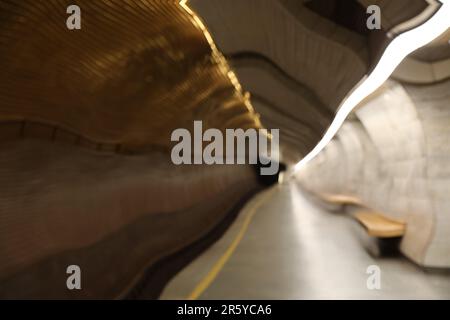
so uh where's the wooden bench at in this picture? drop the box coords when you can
[317,192,407,255]
[319,193,364,206]
[352,211,406,256]
[319,193,406,238]
[353,211,406,238]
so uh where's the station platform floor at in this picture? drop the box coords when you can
[161,182,450,300]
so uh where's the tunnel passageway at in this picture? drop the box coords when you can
[1,0,450,300]
[162,183,450,300]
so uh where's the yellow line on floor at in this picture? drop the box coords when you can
[187,187,276,300]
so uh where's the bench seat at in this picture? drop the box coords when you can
[353,211,406,238]
[319,193,364,206]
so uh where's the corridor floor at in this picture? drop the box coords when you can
[161,182,450,299]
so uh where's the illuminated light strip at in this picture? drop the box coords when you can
[294,1,450,172]
[179,0,260,122]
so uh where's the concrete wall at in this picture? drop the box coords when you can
[298,79,450,268]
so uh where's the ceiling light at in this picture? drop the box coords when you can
[294,1,450,172]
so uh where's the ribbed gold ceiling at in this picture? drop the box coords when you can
[0,0,261,152]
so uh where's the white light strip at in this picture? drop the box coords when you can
[294,1,450,172]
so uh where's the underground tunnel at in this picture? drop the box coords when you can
[0,0,449,301]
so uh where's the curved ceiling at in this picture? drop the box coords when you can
[0,0,260,153]
[189,0,432,164]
